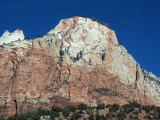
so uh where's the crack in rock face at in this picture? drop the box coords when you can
[50,17,118,66]
[0,16,160,118]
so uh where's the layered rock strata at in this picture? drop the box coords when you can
[0,16,159,118]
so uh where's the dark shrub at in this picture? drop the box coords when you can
[38,109,60,119]
[129,114,133,119]
[62,108,70,117]
[145,114,152,119]
[134,115,139,119]
[151,105,156,110]
[122,103,135,114]
[0,118,5,120]
[106,112,111,118]
[97,104,105,110]
[109,104,120,112]
[89,114,94,120]
[52,107,62,112]
[65,106,77,112]
[70,112,82,120]
[112,104,120,111]
[153,115,159,120]
[142,105,151,113]
[132,102,141,108]
[117,109,126,120]
[96,113,104,120]
[77,104,87,110]
[38,109,50,115]
[7,112,42,120]
[109,107,113,113]
[106,104,111,108]
[111,113,116,118]
[78,110,83,114]
[138,108,142,113]
[133,111,139,114]
[50,111,60,119]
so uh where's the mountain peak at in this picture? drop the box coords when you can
[52,16,110,33]
[0,29,24,45]
[0,17,160,118]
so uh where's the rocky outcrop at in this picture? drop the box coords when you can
[142,69,160,105]
[0,29,24,45]
[0,16,160,118]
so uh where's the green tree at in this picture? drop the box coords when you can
[97,104,105,110]
[109,104,120,113]
[89,114,94,120]
[96,113,104,120]
[117,109,126,120]
[106,112,111,119]
[70,112,82,120]
[52,107,62,112]
[142,105,151,113]
[134,115,139,120]
[62,108,70,117]
[129,114,133,120]
[77,104,88,110]
[65,106,77,112]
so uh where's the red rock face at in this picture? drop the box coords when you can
[0,16,160,118]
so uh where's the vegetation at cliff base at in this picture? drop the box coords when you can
[1,102,160,120]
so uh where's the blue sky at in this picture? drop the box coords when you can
[0,0,160,77]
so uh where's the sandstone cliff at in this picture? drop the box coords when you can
[0,16,160,118]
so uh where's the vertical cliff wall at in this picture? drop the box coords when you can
[0,16,159,118]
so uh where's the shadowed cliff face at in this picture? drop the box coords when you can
[0,16,160,118]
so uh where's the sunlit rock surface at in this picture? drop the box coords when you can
[0,16,159,118]
[0,29,24,45]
